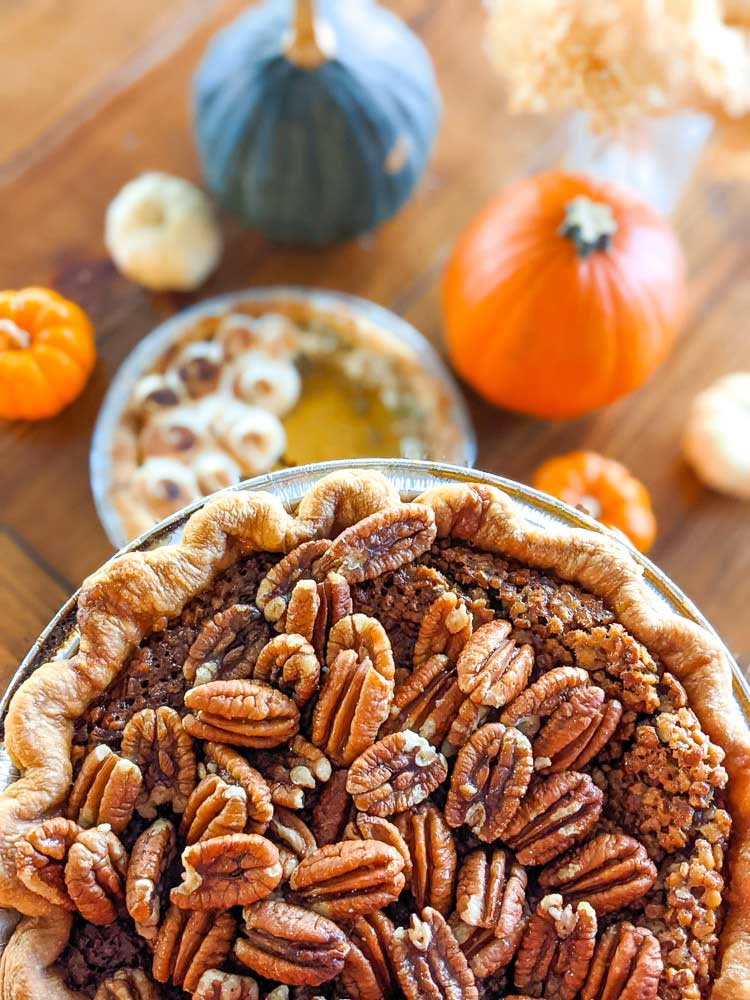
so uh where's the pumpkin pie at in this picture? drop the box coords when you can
[105,297,469,542]
[0,469,748,1000]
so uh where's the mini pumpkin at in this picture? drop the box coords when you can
[192,0,440,244]
[0,287,96,421]
[683,372,750,499]
[532,450,657,552]
[443,172,686,419]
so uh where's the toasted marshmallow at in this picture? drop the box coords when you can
[129,457,201,521]
[215,312,299,361]
[223,351,301,416]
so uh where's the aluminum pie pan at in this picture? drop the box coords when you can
[90,287,478,550]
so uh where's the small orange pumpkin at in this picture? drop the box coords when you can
[443,172,686,419]
[0,287,96,420]
[532,450,657,552]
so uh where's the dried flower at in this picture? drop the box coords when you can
[484,0,750,131]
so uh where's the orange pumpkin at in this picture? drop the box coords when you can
[0,287,96,420]
[532,450,657,552]
[443,172,686,419]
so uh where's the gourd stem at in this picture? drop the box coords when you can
[559,196,617,258]
[286,0,328,68]
[0,318,31,349]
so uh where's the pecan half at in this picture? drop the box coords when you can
[342,913,396,1000]
[183,605,270,685]
[15,816,81,909]
[284,580,320,643]
[394,803,456,916]
[390,907,478,1000]
[235,899,350,986]
[126,818,176,941]
[67,745,142,832]
[444,723,533,842]
[153,906,236,992]
[309,769,355,845]
[266,805,317,879]
[325,613,395,676]
[383,654,466,747]
[64,825,128,925]
[180,775,248,844]
[501,772,604,865]
[414,592,473,667]
[121,706,197,817]
[539,833,657,915]
[170,833,282,909]
[346,731,448,816]
[288,839,405,918]
[344,812,412,883]
[311,572,352,660]
[93,969,161,1000]
[313,504,437,583]
[456,847,509,928]
[533,687,623,774]
[183,679,299,748]
[455,859,528,977]
[514,895,597,1000]
[254,735,331,810]
[202,742,273,833]
[501,667,591,737]
[311,648,393,767]
[581,922,663,1000]
[253,633,320,707]
[193,970,259,1000]
[256,539,331,624]
[457,620,534,709]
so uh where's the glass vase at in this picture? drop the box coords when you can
[561,110,714,214]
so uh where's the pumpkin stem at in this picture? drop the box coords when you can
[559,196,617,258]
[0,318,31,349]
[286,0,331,68]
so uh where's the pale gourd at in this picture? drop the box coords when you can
[683,373,750,499]
[192,0,440,244]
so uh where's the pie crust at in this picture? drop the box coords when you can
[0,469,748,1000]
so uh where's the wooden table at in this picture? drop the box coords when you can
[2,0,750,687]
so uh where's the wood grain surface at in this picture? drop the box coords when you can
[1,0,749,686]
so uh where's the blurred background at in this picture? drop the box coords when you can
[1,0,750,680]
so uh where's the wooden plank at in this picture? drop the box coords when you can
[0,528,69,688]
[0,0,231,174]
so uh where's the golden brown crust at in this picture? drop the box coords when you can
[0,912,80,1000]
[0,472,748,1000]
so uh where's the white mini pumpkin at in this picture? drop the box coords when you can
[683,373,750,499]
[105,172,222,291]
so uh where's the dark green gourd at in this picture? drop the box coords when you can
[192,0,441,244]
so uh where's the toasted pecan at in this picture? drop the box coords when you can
[514,894,597,1000]
[153,906,236,992]
[289,839,405,918]
[444,723,532,842]
[235,899,350,986]
[121,706,196,817]
[67,745,142,833]
[347,731,447,816]
[126,818,176,941]
[170,833,282,910]
[183,679,299,748]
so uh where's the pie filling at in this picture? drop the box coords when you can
[20,524,729,1000]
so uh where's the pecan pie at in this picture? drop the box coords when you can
[1,470,748,1000]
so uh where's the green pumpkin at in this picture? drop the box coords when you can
[192,0,441,244]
